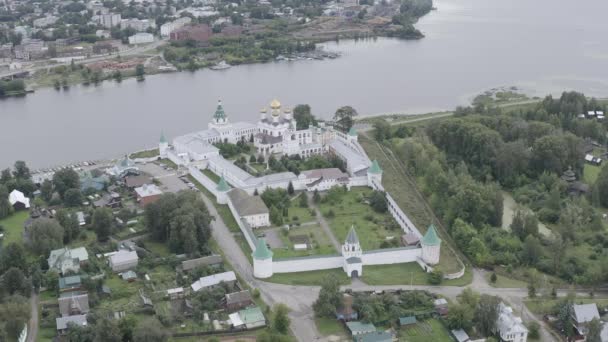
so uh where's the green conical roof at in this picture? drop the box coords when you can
[345,225,359,244]
[213,100,226,120]
[348,126,357,136]
[368,160,382,174]
[216,176,230,192]
[160,131,167,143]
[421,224,441,246]
[252,238,273,259]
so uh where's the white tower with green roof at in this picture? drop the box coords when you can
[367,159,383,187]
[421,224,441,265]
[216,176,230,204]
[208,99,230,129]
[253,238,273,278]
[342,226,363,278]
[159,131,168,158]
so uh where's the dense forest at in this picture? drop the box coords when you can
[376,92,608,286]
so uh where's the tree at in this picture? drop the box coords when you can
[269,205,283,226]
[119,316,137,342]
[313,190,320,204]
[250,155,257,163]
[40,179,53,202]
[0,242,27,273]
[287,181,294,195]
[521,235,541,266]
[92,207,113,241]
[427,269,443,285]
[94,317,121,342]
[45,270,59,293]
[63,188,83,207]
[528,321,540,339]
[52,168,80,198]
[368,191,387,213]
[293,104,316,130]
[135,64,145,80]
[490,272,497,284]
[12,161,31,179]
[56,209,80,244]
[272,304,290,334]
[313,275,342,317]
[373,119,391,141]
[0,295,31,340]
[595,165,608,207]
[446,304,474,330]
[333,106,358,133]
[2,267,29,296]
[474,295,500,336]
[133,317,169,342]
[0,185,14,219]
[28,218,64,256]
[587,317,602,342]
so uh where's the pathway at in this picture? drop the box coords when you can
[307,192,341,251]
[26,290,39,342]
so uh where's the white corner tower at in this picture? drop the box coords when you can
[342,226,363,278]
[253,238,273,278]
[367,159,383,188]
[216,176,230,204]
[159,131,168,158]
[421,224,441,265]
[347,126,358,142]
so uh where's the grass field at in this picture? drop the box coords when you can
[362,263,473,286]
[266,268,351,286]
[0,210,28,245]
[315,317,347,337]
[486,273,527,288]
[130,148,159,159]
[398,319,452,342]
[359,135,463,274]
[525,297,608,315]
[318,187,399,250]
[272,224,338,259]
[285,203,315,224]
[584,163,602,184]
[202,168,221,183]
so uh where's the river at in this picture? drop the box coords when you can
[2,0,608,169]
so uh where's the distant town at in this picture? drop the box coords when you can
[0,0,432,94]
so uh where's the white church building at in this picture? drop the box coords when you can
[160,99,455,279]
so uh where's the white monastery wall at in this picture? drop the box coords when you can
[362,247,422,265]
[272,255,343,273]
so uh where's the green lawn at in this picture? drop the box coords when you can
[359,135,463,274]
[130,148,159,159]
[142,238,171,257]
[315,317,347,337]
[362,263,473,286]
[486,273,527,288]
[398,319,452,342]
[584,163,602,184]
[271,225,338,259]
[266,268,351,286]
[285,204,315,224]
[98,275,142,312]
[319,187,399,250]
[0,211,28,245]
[202,168,221,183]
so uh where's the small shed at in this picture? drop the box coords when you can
[451,329,470,342]
[346,321,376,336]
[402,233,419,246]
[434,298,449,316]
[399,316,417,326]
[121,270,137,282]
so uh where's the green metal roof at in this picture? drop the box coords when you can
[421,224,441,246]
[346,225,359,245]
[239,306,265,324]
[355,331,393,342]
[160,131,167,144]
[216,176,230,192]
[346,321,376,334]
[399,316,417,325]
[213,100,227,120]
[368,160,382,174]
[252,238,273,260]
[348,126,357,136]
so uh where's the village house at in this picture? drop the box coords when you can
[167,287,184,300]
[494,302,528,342]
[58,293,90,317]
[572,303,600,337]
[225,290,254,311]
[48,247,89,275]
[191,271,237,292]
[134,184,163,207]
[124,174,153,189]
[58,275,82,293]
[92,192,122,208]
[108,250,139,272]
[229,306,266,329]
[434,298,449,316]
[346,322,377,336]
[299,168,349,191]
[56,314,87,335]
[170,24,212,43]
[227,188,270,228]
[8,189,30,209]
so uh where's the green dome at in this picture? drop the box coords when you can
[252,238,273,260]
[216,176,230,192]
[348,126,357,136]
[368,160,382,174]
[160,131,167,144]
[213,100,227,121]
[421,224,441,246]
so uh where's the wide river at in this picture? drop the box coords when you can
[2,0,608,169]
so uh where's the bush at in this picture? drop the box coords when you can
[326,209,335,218]
[528,321,540,339]
[427,269,443,285]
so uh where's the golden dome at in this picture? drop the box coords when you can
[260,108,267,113]
[283,108,292,113]
[270,99,281,109]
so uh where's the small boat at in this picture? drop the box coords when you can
[210,61,231,70]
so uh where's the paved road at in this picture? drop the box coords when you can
[197,192,324,342]
[27,291,39,342]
